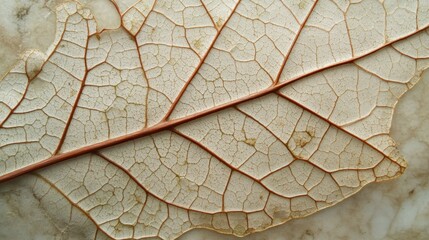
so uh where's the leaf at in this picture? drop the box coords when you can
[1,0,429,239]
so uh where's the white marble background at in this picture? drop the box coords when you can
[0,1,428,239]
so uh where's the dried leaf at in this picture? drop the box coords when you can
[1,0,429,239]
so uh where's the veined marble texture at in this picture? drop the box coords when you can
[0,1,428,239]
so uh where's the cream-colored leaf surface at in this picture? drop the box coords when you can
[1,0,429,239]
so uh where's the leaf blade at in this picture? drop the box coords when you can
[1,0,429,239]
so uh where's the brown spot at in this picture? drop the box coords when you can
[135,195,144,203]
[298,140,308,148]
[168,58,177,64]
[233,224,246,236]
[298,0,307,9]
[128,33,134,41]
[244,138,257,147]
[69,89,77,98]
[193,39,202,50]
[305,229,314,237]
[114,222,123,232]
[130,19,139,30]
[306,128,315,137]
[16,7,29,20]
[215,18,224,29]
[273,210,289,220]
[294,131,313,148]
[26,68,40,80]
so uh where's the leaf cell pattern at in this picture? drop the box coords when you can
[1,0,429,239]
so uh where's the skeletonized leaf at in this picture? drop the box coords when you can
[1,0,429,239]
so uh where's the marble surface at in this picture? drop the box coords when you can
[0,1,428,239]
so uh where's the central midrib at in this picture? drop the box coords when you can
[0,25,426,183]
